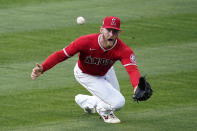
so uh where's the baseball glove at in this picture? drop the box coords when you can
[132,76,153,102]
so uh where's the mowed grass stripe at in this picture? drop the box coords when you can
[0,0,196,34]
[3,104,196,131]
[136,42,197,76]
[122,106,197,131]
[121,14,197,48]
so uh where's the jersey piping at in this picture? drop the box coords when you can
[123,63,136,67]
[63,48,71,57]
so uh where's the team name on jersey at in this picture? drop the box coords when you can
[84,56,114,66]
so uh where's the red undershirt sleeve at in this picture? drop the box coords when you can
[41,50,68,73]
[120,46,140,88]
[41,36,84,73]
[124,65,140,88]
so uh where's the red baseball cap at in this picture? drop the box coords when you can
[102,16,121,31]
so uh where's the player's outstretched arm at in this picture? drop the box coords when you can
[30,50,69,80]
[31,63,43,80]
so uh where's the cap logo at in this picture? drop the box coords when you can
[111,18,116,26]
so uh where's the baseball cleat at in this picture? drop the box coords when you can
[97,109,120,123]
[84,107,96,114]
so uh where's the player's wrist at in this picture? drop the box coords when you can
[133,86,137,93]
[40,64,45,74]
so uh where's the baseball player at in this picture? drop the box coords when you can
[31,16,140,124]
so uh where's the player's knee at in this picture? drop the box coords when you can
[112,95,125,110]
[75,94,83,103]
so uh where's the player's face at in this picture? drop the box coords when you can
[100,28,120,48]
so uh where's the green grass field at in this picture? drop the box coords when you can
[0,0,197,130]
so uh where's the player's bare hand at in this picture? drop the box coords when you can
[31,63,43,80]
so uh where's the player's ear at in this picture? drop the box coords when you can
[118,30,121,36]
[100,27,104,34]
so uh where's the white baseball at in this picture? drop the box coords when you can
[77,16,85,25]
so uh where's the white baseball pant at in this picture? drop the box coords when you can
[74,63,125,112]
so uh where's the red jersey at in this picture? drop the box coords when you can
[42,33,140,87]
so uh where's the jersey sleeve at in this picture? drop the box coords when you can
[124,65,140,88]
[120,48,140,88]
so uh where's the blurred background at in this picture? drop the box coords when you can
[0,0,197,130]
